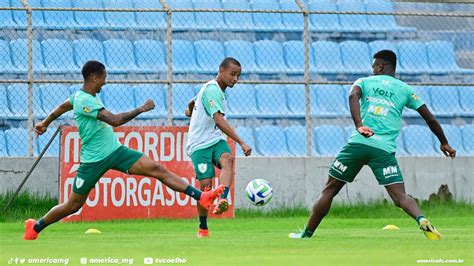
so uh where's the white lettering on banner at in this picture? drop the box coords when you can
[111,178,125,207]
[144,132,159,161]
[64,131,191,163]
[160,132,175,162]
[138,178,151,206]
[63,176,231,210]
[126,178,138,206]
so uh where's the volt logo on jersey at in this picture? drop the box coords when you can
[373,88,394,99]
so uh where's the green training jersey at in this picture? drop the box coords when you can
[348,75,424,153]
[69,90,121,163]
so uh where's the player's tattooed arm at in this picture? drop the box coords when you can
[98,99,155,127]
[34,99,73,135]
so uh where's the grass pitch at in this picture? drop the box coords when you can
[0,194,472,265]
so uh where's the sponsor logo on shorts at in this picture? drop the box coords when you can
[383,166,398,178]
[198,163,207,174]
[332,160,347,174]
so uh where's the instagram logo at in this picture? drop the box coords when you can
[80,257,88,264]
[144,257,153,264]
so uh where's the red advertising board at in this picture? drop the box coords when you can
[59,126,235,221]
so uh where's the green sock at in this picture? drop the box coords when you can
[184,185,202,200]
[416,215,425,225]
[302,228,314,238]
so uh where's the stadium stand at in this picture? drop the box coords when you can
[402,125,439,156]
[134,84,167,119]
[314,125,346,156]
[255,125,290,156]
[461,124,474,156]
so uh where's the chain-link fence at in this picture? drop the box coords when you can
[0,0,473,157]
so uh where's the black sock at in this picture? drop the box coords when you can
[221,187,230,199]
[302,228,314,238]
[33,217,49,233]
[199,216,208,230]
[184,185,202,200]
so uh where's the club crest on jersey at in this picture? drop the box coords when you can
[198,163,208,173]
[411,93,419,101]
[209,99,215,108]
[83,107,91,113]
[75,177,84,188]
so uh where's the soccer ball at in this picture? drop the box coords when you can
[245,179,273,206]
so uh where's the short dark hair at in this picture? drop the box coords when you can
[219,57,241,69]
[373,50,397,69]
[82,60,105,80]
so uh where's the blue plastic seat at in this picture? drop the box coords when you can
[171,40,199,73]
[194,40,225,74]
[0,85,11,119]
[0,130,7,156]
[134,84,167,119]
[280,0,303,31]
[426,41,473,75]
[396,130,408,156]
[439,125,465,156]
[458,86,474,117]
[103,39,137,74]
[314,125,346,156]
[255,126,290,156]
[311,41,344,75]
[0,7,18,29]
[133,0,166,30]
[255,85,290,118]
[73,0,106,30]
[5,128,35,156]
[338,0,371,32]
[224,40,259,73]
[7,84,42,120]
[236,127,257,156]
[36,127,60,157]
[39,84,73,119]
[340,41,372,75]
[226,84,258,119]
[311,85,349,117]
[41,0,76,29]
[41,39,77,74]
[430,86,462,117]
[283,41,304,74]
[403,86,432,117]
[285,125,316,156]
[168,0,195,30]
[73,39,105,69]
[0,40,16,74]
[402,125,439,156]
[11,0,44,28]
[222,0,254,31]
[101,84,136,113]
[308,0,340,32]
[397,41,431,75]
[10,39,46,73]
[134,40,166,74]
[194,0,225,31]
[103,0,136,30]
[172,84,196,119]
[254,40,289,74]
[251,0,284,31]
[365,0,415,32]
[285,84,305,118]
[461,124,474,156]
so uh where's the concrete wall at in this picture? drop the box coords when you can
[1,157,472,209]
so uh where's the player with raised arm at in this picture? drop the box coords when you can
[289,50,456,240]
[23,61,224,240]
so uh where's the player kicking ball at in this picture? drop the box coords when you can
[289,50,455,240]
[24,61,224,240]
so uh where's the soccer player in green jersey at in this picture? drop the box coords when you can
[185,58,252,238]
[23,61,224,240]
[289,50,456,240]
